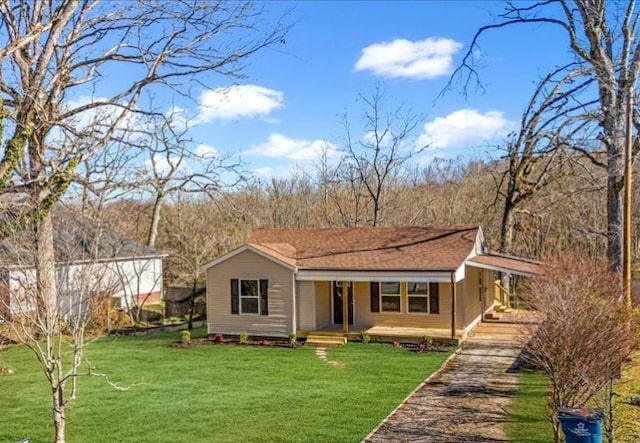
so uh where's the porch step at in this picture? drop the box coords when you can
[305,334,347,347]
[494,304,512,313]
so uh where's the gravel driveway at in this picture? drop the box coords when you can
[364,312,535,442]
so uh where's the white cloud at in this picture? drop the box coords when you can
[418,109,514,148]
[143,153,185,176]
[354,38,463,80]
[246,133,339,162]
[195,84,284,123]
[362,130,393,148]
[195,144,219,159]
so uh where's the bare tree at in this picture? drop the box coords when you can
[131,112,242,248]
[521,252,634,442]
[0,2,287,441]
[162,197,229,329]
[340,86,426,226]
[495,64,597,253]
[449,0,640,272]
[0,206,125,441]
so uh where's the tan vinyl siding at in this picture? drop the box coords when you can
[296,281,315,331]
[206,250,293,337]
[314,281,331,329]
[457,266,484,329]
[482,269,494,311]
[353,281,453,330]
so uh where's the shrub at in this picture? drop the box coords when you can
[522,252,635,442]
[213,333,225,343]
[360,330,371,344]
[238,330,249,344]
[288,333,297,345]
[180,330,191,345]
[422,335,433,347]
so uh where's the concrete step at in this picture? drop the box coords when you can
[305,334,347,347]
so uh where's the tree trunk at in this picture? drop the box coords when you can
[500,199,515,253]
[188,278,197,331]
[36,212,66,442]
[36,212,58,331]
[53,382,66,443]
[147,192,164,248]
[606,135,625,273]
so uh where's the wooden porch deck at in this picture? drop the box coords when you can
[297,324,463,345]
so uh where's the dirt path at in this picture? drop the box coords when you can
[364,312,535,443]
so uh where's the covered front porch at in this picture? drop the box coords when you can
[295,273,467,346]
[294,254,541,346]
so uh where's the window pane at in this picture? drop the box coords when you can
[407,282,428,295]
[241,297,259,314]
[408,296,428,313]
[240,280,258,297]
[381,295,401,312]
[381,282,400,295]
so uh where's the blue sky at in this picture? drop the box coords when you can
[153,1,572,180]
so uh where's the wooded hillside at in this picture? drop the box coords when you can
[91,153,636,286]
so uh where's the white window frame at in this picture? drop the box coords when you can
[407,282,430,314]
[239,278,260,315]
[380,281,401,313]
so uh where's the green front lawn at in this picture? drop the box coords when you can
[506,369,554,443]
[0,329,451,443]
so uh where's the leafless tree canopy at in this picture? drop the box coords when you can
[0,0,287,233]
[447,0,640,271]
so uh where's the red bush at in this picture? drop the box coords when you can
[213,333,225,343]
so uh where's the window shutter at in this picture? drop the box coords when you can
[230,279,239,315]
[260,279,269,316]
[429,283,439,314]
[370,282,380,312]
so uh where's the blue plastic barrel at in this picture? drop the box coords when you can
[557,408,604,443]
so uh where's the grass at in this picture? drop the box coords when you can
[615,350,640,442]
[507,355,640,443]
[506,369,554,443]
[0,328,451,443]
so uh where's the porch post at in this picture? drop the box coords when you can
[451,272,456,339]
[341,280,349,333]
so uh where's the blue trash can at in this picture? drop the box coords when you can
[557,408,604,443]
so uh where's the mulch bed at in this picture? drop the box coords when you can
[172,336,301,349]
[403,343,456,353]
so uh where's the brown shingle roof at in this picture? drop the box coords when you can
[467,253,544,276]
[247,226,479,271]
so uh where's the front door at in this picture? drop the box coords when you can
[333,281,354,325]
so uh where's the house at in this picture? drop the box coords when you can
[0,206,166,319]
[203,226,542,343]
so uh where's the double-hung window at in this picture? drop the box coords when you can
[239,279,260,314]
[408,282,429,313]
[380,282,401,312]
[231,279,268,316]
